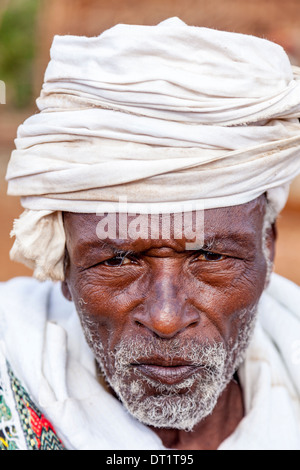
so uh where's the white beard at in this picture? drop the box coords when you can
[82,304,258,431]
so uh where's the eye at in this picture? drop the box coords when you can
[103,255,135,267]
[193,251,226,262]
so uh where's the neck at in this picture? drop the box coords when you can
[149,378,244,450]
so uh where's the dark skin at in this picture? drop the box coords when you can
[62,195,276,450]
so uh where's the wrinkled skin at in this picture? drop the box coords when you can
[62,195,275,450]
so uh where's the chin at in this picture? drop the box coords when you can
[107,363,229,432]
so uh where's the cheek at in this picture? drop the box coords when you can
[67,254,267,351]
[189,257,267,341]
[192,254,267,301]
[67,267,142,349]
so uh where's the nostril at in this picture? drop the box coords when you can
[133,303,200,338]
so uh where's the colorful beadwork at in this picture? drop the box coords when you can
[0,382,19,450]
[0,362,65,450]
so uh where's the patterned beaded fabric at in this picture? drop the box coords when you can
[0,380,19,450]
[0,360,65,450]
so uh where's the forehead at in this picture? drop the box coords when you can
[63,196,267,254]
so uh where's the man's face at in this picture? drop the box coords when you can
[62,196,274,431]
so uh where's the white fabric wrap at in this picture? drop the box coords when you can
[0,274,299,449]
[5,17,300,280]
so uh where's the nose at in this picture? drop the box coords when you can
[132,274,200,339]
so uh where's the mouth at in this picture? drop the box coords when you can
[131,359,203,385]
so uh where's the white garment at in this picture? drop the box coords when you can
[0,273,299,450]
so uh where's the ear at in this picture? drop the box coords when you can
[264,221,277,289]
[266,221,277,264]
[61,280,72,301]
[61,246,72,301]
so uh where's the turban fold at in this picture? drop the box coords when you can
[6,17,300,280]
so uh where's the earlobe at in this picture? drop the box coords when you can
[61,280,72,301]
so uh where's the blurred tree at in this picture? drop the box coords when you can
[0,0,40,108]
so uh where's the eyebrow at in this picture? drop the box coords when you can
[202,232,257,253]
[78,239,138,257]
[77,230,256,257]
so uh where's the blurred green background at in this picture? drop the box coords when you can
[0,0,39,108]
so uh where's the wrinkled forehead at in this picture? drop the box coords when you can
[63,195,267,255]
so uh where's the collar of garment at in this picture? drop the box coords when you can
[0,274,299,450]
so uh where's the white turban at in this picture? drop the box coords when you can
[6,17,300,280]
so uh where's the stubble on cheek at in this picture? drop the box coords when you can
[97,334,229,431]
[74,299,259,431]
[70,256,261,430]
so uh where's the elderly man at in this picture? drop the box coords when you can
[0,18,300,450]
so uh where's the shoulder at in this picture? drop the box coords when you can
[0,277,50,337]
[266,273,300,317]
[0,277,71,362]
[0,275,74,329]
[0,276,53,331]
[0,277,67,320]
[260,273,300,397]
[262,272,300,330]
[0,276,55,303]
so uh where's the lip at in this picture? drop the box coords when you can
[132,363,202,385]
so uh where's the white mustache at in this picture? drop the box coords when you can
[85,303,259,431]
[112,335,227,376]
